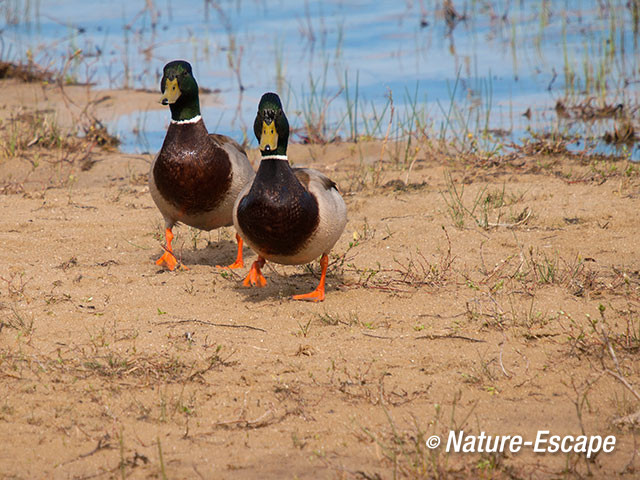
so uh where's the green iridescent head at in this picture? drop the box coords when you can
[160,60,200,121]
[254,92,289,156]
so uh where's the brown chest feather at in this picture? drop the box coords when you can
[154,121,232,214]
[236,161,319,256]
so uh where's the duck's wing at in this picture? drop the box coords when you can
[209,132,255,191]
[292,167,338,193]
[209,133,247,157]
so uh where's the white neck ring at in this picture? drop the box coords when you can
[171,115,202,125]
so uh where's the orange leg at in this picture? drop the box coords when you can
[293,254,328,302]
[216,234,245,269]
[243,256,267,287]
[155,227,188,271]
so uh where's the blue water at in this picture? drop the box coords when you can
[3,0,639,159]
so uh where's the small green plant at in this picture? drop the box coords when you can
[157,437,168,480]
[296,318,312,337]
[316,310,359,326]
[441,171,487,228]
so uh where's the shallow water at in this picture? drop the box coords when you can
[3,0,639,159]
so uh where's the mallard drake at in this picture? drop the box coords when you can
[150,60,254,270]
[233,93,347,302]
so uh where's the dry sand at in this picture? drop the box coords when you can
[0,80,639,479]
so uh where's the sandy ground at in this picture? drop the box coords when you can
[1,80,639,479]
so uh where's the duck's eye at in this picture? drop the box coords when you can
[271,129,274,134]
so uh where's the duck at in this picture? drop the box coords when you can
[149,60,255,270]
[233,92,347,302]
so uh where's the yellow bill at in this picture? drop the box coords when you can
[259,120,278,151]
[160,78,181,105]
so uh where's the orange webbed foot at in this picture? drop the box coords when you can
[292,288,325,302]
[156,227,188,270]
[242,257,267,287]
[216,259,244,270]
[156,252,189,271]
[292,254,329,302]
[156,250,178,271]
[216,234,245,269]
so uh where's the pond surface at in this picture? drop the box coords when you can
[3,0,639,159]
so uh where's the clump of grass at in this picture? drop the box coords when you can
[603,121,636,146]
[81,353,202,384]
[515,131,570,156]
[554,99,628,121]
[295,62,344,144]
[563,304,640,359]
[441,171,485,228]
[484,246,631,300]
[330,362,430,407]
[441,173,531,229]
[82,118,120,150]
[522,250,610,294]
[344,227,454,293]
[0,60,54,83]
[356,392,480,478]
[0,306,35,337]
[315,310,359,326]
[0,271,31,298]
[0,112,71,158]
[0,108,119,178]
[4,347,235,386]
